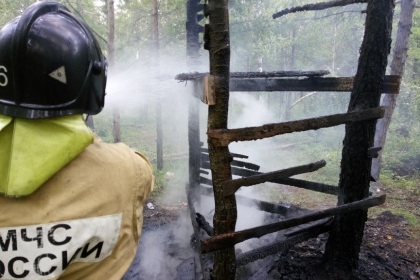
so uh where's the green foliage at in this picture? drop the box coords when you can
[0,0,35,26]
[380,108,420,177]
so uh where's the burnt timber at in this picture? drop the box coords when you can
[200,195,386,254]
[175,72,400,93]
[183,0,398,279]
[208,107,385,147]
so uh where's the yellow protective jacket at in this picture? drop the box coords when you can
[0,116,154,280]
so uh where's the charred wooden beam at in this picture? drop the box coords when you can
[208,107,385,147]
[201,161,339,195]
[196,213,214,236]
[272,0,366,19]
[175,70,330,80]
[231,70,330,78]
[201,148,249,159]
[200,176,213,186]
[274,177,338,195]
[200,169,210,175]
[178,74,400,94]
[198,184,309,216]
[201,153,260,171]
[223,160,327,196]
[367,146,382,158]
[200,194,386,254]
[235,195,307,216]
[187,183,208,252]
[283,217,332,237]
[231,160,260,171]
[236,219,332,267]
[230,75,400,93]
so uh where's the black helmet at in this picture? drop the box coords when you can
[0,1,107,119]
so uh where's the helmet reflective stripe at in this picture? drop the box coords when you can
[0,1,107,119]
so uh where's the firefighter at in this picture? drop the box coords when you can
[0,1,153,279]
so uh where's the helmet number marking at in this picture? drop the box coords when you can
[0,66,8,87]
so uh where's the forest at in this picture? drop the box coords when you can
[1,0,419,279]
[1,0,417,186]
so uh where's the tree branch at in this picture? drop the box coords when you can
[272,0,367,19]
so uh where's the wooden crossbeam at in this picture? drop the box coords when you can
[208,106,385,147]
[223,160,326,196]
[200,194,386,254]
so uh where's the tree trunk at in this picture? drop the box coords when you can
[107,0,121,143]
[153,0,163,170]
[371,0,415,180]
[324,0,394,272]
[206,1,237,279]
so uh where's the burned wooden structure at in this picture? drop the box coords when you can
[180,0,398,279]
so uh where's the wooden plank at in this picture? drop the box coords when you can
[208,107,385,147]
[223,160,326,196]
[200,194,386,254]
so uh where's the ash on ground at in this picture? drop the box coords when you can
[126,202,419,280]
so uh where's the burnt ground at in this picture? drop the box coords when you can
[132,199,420,280]
[240,210,420,280]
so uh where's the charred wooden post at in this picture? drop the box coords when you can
[208,107,385,147]
[201,194,386,254]
[186,0,207,277]
[206,1,237,279]
[324,0,395,271]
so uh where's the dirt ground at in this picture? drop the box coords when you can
[140,199,420,280]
